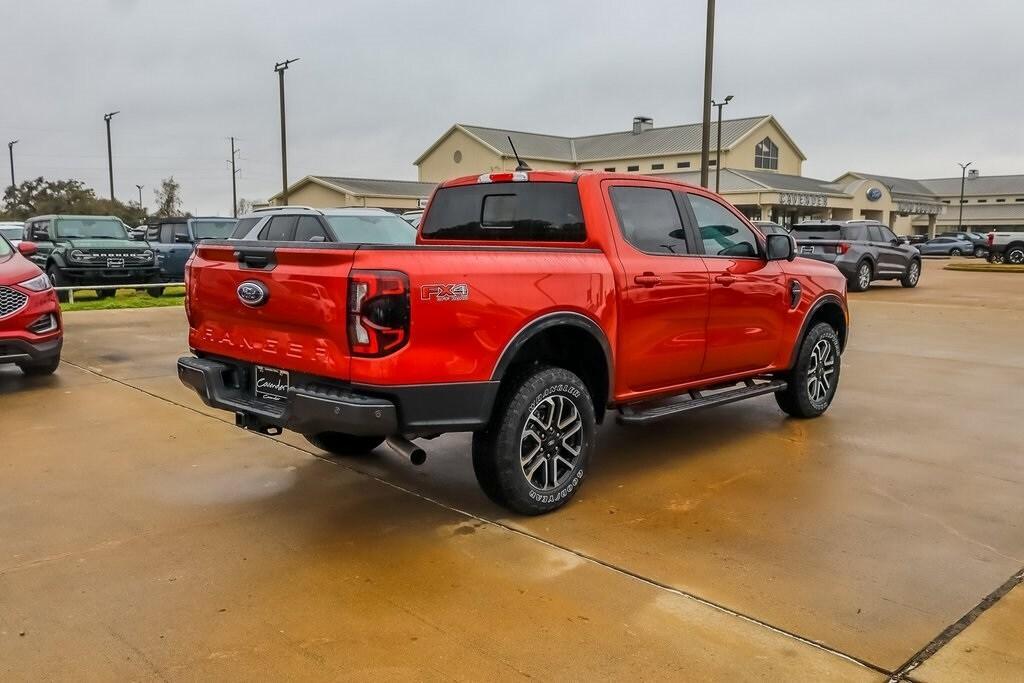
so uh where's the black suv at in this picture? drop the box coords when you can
[23,215,159,301]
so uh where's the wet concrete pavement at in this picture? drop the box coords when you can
[2,260,1022,680]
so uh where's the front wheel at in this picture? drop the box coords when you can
[973,246,986,258]
[19,355,61,376]
[47,267,69,303]
[775,322,841,419]
[304,432,384,455]
[147,287,165,298]
[900,260,921,288]
[472,366,595,515]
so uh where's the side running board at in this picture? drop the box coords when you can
[616,379,787,425]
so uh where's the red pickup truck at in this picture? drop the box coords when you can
[178,171,848,514]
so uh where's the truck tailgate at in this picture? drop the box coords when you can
[186,243,355,379]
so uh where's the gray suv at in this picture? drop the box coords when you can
[792,220,921,292]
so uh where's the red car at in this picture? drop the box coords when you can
[179,171,847,514]
[0,236,63,375]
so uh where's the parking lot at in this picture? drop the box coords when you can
[1,260,1022,680]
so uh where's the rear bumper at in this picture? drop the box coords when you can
[177,355,499,436]
[0,337,62,365]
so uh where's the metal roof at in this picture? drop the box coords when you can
[661,169,849,196]
[314,176,436,198]
[451,116,799,164]
[918,174,1024,197]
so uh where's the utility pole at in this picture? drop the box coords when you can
[104,111,119,201]
[712,95,733,193]
[228,136,240,216]
[699,0,715,188]
[274,58,299,205]
[136,184,144,209]
[7,140,16,188]
[957,161,971,231]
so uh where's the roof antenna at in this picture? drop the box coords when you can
[508,136,531,172]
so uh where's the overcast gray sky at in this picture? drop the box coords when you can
[3,0,1022,214]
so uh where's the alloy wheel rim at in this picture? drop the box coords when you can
[806,339,836,405]
[909,262,919,284]
[858,265,870,289]
[520,394,583,491]
[1010,250,1024,264]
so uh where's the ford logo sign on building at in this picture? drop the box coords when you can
[866,187,883,202]
[237,280,269,307]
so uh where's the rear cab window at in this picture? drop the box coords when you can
[421,182,585,242]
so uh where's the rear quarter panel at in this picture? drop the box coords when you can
[350,246,616,386]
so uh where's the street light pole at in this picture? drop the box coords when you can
[104,111,119,201]
[699,0,715,189]
[274,58,299,205]
[957,161,971,231]
[136,184,144,209]
[712,95,732,193]
[7,140,17,188]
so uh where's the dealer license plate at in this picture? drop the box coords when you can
[254,365,289,402]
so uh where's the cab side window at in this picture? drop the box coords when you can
[609,186,689,255]
[30,220,51,241]
[867,225,885,242]
[686,194,759,258]
[173,223,190,243]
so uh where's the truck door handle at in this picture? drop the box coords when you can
[634,273,662,287]
[715,274,737,286]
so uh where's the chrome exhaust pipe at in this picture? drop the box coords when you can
[386,435,426,466]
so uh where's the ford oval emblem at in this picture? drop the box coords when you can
[237,280,269,307]
[866,187,883,202]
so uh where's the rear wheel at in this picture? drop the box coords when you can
[147,287,165,298]
[96,288,116,299]
[973,246,986,258]
[950,248,962,257]
[900,259,921,288]
[1006,246,1024,265]
[472,366,594,515]
[304,432,384,455]
[849,261,872,292]
[775,322,841,419]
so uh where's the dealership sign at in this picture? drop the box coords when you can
[779,192,828,208]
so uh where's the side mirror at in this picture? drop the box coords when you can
[17,241,38,257]
[766,233,795,261]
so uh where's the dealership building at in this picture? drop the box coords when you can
[270,115,1024,235]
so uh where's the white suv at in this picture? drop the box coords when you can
[229,207,417,245]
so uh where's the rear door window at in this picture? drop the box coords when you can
[421,182,585,242]
[867,225,885,242]
[844,225,870,241]
[258,215,298,241]
[608,186,689,255]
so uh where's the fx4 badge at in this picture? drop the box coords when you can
[421,283,469,302]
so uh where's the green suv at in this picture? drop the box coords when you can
[22,215,159,302]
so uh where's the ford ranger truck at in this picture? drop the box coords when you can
[178,171,849,515]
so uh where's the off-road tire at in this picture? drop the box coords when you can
[849,260,872,292]
[775,322,841,419]
[304,432,384,455]
[900,259,921,288]
[47,266,69,303]
[472,366,595,515]
[18,355,60,376]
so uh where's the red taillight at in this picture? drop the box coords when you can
[836,242,850,255]
[348,270,410,357]
[477,171,529,183]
